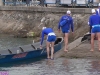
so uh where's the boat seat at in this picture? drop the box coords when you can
[0,50,10,55]
[31,45,36,49]
[19,44,36,52]
[9,47,22,54]
[19,47,24,52]
[32,41,46,50]
[8,49,12,54]
[33,44,40,49]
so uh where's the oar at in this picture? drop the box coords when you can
[40,47,46,54]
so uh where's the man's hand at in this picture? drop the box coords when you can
[72,32,74,36]
[40,45,42,49]
[58,29,60,32]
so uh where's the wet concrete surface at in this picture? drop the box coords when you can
[63,40,100,59]
[1,58,100,75]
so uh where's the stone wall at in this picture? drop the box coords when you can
[0,6,92,41]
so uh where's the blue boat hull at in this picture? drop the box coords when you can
[0,37,63,64]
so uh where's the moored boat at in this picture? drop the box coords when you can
[0,37,63,64]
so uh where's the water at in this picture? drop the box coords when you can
[0,34,100,75]
[0,34,33,50]
[0,58,100,75]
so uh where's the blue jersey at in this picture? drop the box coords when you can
[89,14,100,27]
[40,28,54,45]
[58,15,74,32]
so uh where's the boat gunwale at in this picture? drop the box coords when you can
[0,37,63,56]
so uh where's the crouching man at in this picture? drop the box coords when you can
[40,27,56,59]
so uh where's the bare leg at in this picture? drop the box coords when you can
[51,42,55,59]
[46,41,50,58]
[90,33,95,51]
[97,33,100,50]
[64,33,69,52]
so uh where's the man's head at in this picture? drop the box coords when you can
[42,27,46,30]
[91,9,96,14]
[66,10,71,15]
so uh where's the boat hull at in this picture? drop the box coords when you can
[0,37,63,64]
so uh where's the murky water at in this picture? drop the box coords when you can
[0,34,33,50]
[0,58,100,75]
[0,34,100,75]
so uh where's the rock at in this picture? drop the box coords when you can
[27,32,35,37]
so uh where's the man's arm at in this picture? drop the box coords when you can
[96,9,99,15]
[99,16,100,24]
[71,18,74,32]
[58,16,63,30]
[40,31,44,46]
[89,16,92,27]
[89,16,92,33]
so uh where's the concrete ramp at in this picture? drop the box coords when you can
[54,37,83,58]
[68,37,83,50]
[64,39,100,59]
[54,37,100,59]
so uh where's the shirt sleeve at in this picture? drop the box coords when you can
[99,16,100,24]
[40,30,44,45]
[89,16,92,27]
[89,16,93,33]
[58,16,63,29]
[71,17,74,32]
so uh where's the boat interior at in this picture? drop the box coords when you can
[0,37,63,55]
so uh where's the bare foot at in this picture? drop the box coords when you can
[47,57,50,59]
[64,49,68,52]
[50,56,54,59]
[90,49,94,52]
[51,57,54,60]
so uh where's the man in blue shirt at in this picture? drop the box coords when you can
[89,9,100,51]
[58,10,74,52]
[40,27,56,59]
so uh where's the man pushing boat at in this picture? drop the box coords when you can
[40,27,56,59]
